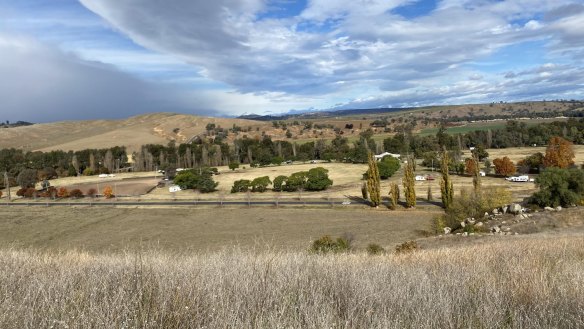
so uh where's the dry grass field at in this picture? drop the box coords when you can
[0,235,582,328]
[0,207,437,252]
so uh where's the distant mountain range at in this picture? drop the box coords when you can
[237,107,413,121]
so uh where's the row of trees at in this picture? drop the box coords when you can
[231,168,334,193]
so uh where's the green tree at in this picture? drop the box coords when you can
[403,156,416,208]
[377,156,401,179]
[366,152,381,207]
[251,176,272,192]
[389,183,400,210]
[228,162,240,171]
[440,150,454,209]
[285,172,307,191]
[16,169,37,189]
[273,175,287,192]
[471,155,481,194]
[231,179,251,193]
[305,167,333,191]
[530,168,584,207]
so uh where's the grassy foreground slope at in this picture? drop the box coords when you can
[0,236,582,328]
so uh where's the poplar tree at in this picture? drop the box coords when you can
[389,183,400,210]
[403,156,416,208]
[472,154,481,194]
[440,150,454,209]
[366,152,381,207]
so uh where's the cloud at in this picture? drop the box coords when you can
[0,34,220,122]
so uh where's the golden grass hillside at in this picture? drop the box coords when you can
[0,113,265,154]
[0,236,582,328]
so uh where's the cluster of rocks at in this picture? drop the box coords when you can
[544,206,563,212]
[442,203,533,237]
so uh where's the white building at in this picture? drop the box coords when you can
[374,152,401,161]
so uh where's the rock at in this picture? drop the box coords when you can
[509,203,522,215]
[493,208,499,215]
[491,226,501,233]
[555,206,563,211]
[468,219,476,225]
[502,226,511,232]
[485,212,489,217]
[502,206,508,214]
[502,221,507,224]
[475,222,484,227]
[456,233,462,236]
[469,233,475,236]
[462,232,468,236]
[544,206,554,211]
[443,227,452,235]
[460,221,466,228]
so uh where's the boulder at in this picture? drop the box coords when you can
[493,208,500,215]
[502,226,511,232]
[509,203,522,215]
[502,206,508,214]
[555,206,563,211]
[491,226,501,233]
[460,221,466,228]
[475,222,484,227]
[484,212,489,217]
[443,227,452,234]
[544,206,554,212]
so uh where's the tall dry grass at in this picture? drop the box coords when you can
[0,236,583,328]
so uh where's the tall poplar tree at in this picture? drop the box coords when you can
[440,150,454,209]
[403,156,416,208]
[366,152,381,207]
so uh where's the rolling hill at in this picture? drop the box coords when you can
[0,113,265,154]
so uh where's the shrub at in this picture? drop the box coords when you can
[273,175,287,192]
[69,189,84,199]
[16,169,37,188]
[395,240,418,254]
[231,179,251,193]
[24,188,37,198]
[103,186,114,199]
[285,172,307,192]
[83,168,95,176]
[228,162,240,171]
[366,243,385,255]
[305,167,333,191]
[251,176,272,192]
[377,156,401,179]
[530,168,584,207]
[57,187,69,198]
[87,188,97,198]
[174,170,218,193]
[310,235,352,254]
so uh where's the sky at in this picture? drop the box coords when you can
[1,0,584,122]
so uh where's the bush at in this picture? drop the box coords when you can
[285,172,307,192]
[530,168,584,207]
[305,167,333,191]
[57,187,69,198]
[16,188,27,197]
[251,176,272,192]
[231,179,251,193]
[228,162,240,171]
[310,235,352,254]
[395,240,418,254]
[273,175,287,192]
[83,168,95,176]
[366,243,385,255]
[174,170,218,193]
[24,188,37,198]
[377,156,401,179]
[103,186,114,199]
[17,169,37,188]
[87,188,97,198]
[69,189,84,199]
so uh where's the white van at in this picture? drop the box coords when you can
[506,175,529,182]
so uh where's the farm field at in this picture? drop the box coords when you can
[419,117,568,135]
[0,207,436,252]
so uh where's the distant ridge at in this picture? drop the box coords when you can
[238,107,412,121]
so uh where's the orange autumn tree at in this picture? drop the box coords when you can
[493,157,516,177]
[543,136,575,169]
[103,186,114,199]
[464,158,477,175]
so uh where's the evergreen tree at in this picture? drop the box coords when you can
[440,150,454,209]
[366,152,381,207]
[389,183,400,210]
[403,156,416,208]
